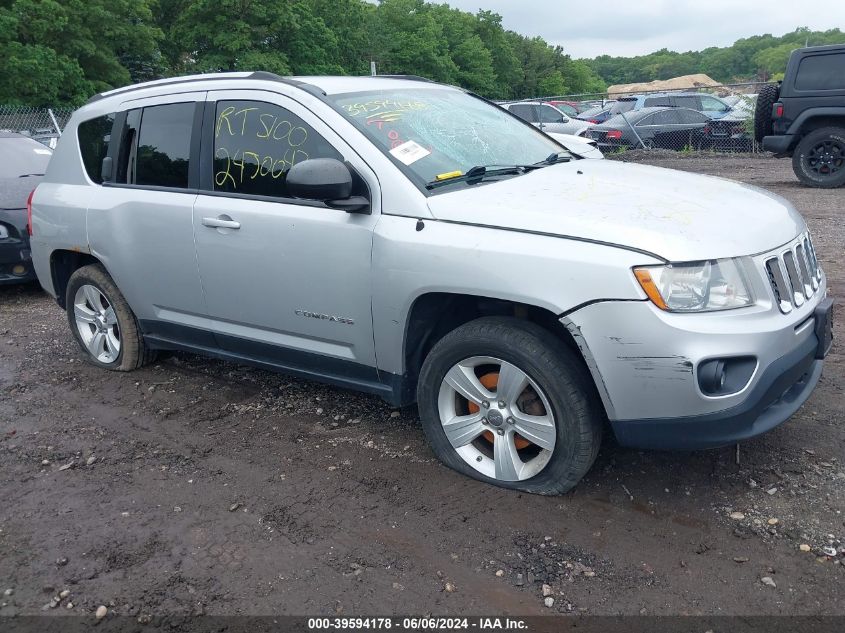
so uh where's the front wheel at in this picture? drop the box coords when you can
[792,127,845,188]
[417,317,603,495]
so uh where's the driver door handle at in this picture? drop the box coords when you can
[202,215,241,230]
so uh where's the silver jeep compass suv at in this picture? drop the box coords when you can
[29,73,834,494]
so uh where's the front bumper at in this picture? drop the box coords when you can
[563,254,829,450]
[610,333,822,449]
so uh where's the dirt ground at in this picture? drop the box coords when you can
[0,155,843,620]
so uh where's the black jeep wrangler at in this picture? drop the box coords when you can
[756,44,845,188]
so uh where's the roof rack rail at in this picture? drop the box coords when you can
[376,75,435,83]
[86,71,324,104]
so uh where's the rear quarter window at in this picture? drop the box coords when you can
[796,53,845,91]
[77,114,115,184]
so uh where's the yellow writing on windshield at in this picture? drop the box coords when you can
[343,99,428,119]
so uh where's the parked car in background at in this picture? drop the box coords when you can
[17,128,61,150]
[588,107,710,150]
[546,132,603,159]
[723,93,757,118]
[504,101,591,136]
[546,100,588,117]
[31,128,61,150]
[610,92,733,119]
[576,104,615,124]
[758,44,845,188]
[704,115,754,152]
[0,132,52,284]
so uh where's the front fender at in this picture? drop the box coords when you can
[371,214,656,375]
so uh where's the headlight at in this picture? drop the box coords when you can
[633,258,754,312]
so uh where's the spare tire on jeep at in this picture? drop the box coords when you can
[754,84,780,143]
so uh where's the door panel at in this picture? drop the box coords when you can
[193,90,380,370]
[87,94,207,328]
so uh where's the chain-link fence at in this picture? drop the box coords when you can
[0,105,74,149]
[504,82,772,156]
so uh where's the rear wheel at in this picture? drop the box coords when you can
[417,317,603,495]
[66,264,155,371]
[792,127,845,188]
[754,84,779,143]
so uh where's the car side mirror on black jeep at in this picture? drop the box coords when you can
[286,158,370,213]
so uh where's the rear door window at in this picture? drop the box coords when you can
[77,114,114,184]
[672,95,702,110]
[538,105,564,123]
[612,99,637,114]
[644,96,672,107]
[700,96,728,112]
[508,104,537,122]
[677,109,709,124]
[649,110,682,125]
[135,103,194,188]
[115,103,195,188]
[796,53,845,90]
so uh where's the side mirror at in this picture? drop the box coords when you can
[286,158,369,213]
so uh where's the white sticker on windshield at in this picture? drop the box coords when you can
[33,148,52,155]
[389,140,430,165]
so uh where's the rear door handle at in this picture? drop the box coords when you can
[202,215,241,230]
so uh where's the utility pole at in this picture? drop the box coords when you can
[370,61,377,77]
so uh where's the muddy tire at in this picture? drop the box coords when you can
[417,317,603,495]
[65,264,155,371]
[791,127,845,189]
[754,84,779,143]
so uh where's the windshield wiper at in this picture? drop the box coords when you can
[534,151,572,166]
[425,164,537,190]
[18,173,45,178]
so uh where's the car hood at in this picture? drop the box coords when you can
[425,160,805,262]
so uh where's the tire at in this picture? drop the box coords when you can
[417,317,603,495]
[65,264,155,371]
[791,127,845,189]
[754,84,779,143]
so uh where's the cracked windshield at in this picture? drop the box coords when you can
[331,88,564,188]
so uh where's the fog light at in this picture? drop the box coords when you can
[12,264,26,276]
[698,357,757,396]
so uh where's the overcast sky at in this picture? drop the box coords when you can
[439,0,845,58]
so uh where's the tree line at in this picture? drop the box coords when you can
[2,0,840,108]
[0,0,606,106]
[588,27,845,86]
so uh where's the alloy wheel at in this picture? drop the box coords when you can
[437,356,557,481]
[73,284,121,363]
[807,138,845,178]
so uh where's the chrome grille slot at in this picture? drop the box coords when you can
[763,233,823,313]
[794,244,815,296]
[765,257,793,314]
[781,251,805,307]
[805,236,821,281]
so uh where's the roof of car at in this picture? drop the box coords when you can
[618,92,724,100]
[797,43,845,54]
[604,106,704,122]
[86,72,456,104]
